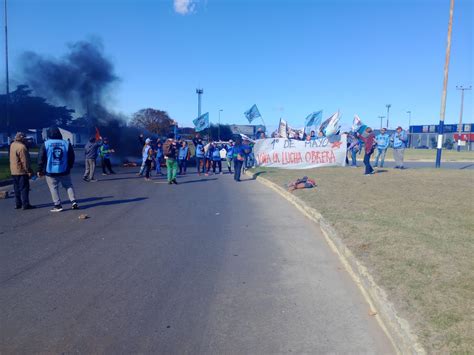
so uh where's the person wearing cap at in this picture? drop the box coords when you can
[83,136,101,182]
[9,132,35,210]
[374,128,390,168]
[163,133,178,184]
[37,127,79,212]
[391,126,408,169]
[99,137,115,175]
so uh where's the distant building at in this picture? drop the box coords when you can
[409,123,473,150]
[41,126,90,147]
[229,124,265,138]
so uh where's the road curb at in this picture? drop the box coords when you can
[247,171,426,355]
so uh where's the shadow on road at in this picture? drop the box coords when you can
[178,178,218,185]
[79,197,148,210]
[98,176,143,182]
[33,196,115,209]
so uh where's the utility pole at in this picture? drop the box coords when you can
[218,109,223,141]
[4,0,10,136]
[436,0,454,168]
[406,111,411,148]
[378,116,385,130]
[456,85,471,152]
[385,104,391,129]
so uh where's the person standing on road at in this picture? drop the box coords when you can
[204,141,213,176]
[38,127,79,212]
[178,140,190,175]
[143,139,154,181]
[357,127,376,175]
[391,126,408,169]
[211,142,223,174]
[83,136,101,182]
[194,139,205,175]
[233,138,245,182]
[347,133,360,167]
[99,138,116,175]
[225,140,234,174]
[163,133,178,184]
[155,138,164,176]
[9,132,35,210]
[374,128,390,168]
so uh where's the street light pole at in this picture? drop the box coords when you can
[456,85,471,152]
[4,0,10,135]
[378,116,385,130]
[196,88,203,118]
[406,111,411,148]
[385,104,391,128]
[218,109,223,141]
[436,0,454,168]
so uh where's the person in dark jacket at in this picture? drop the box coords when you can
[232,138,245,182]
[357,127,376,175]
[83,136,101,182]
[38,127,79,212]
[163,133,178,184]
[9,132,35,210]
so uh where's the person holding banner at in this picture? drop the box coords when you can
[357,128,376,175]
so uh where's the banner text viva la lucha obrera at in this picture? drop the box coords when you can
[253,135,347,169]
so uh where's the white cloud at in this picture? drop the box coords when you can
[174,0,196,15]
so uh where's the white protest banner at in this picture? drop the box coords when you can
[253,135,347,169]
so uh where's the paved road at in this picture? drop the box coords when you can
[1,167,393,354]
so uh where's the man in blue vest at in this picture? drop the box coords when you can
[38,127,79,212]
[374,128,390,168]
[391,126,408,169]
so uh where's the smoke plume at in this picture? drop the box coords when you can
[20,39,118,119]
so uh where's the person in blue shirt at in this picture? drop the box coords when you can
[99,137,115,175]
[211,143,223,174]
[232,138,246,182]
[391,126,408,169]
[204,141,213,176]
[374,128,390,168]
[194,139,205,175]
[37,127,79,212]
[178,140,190,175]
[225,140,234,174]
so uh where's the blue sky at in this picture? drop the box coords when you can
[6,0,474,131]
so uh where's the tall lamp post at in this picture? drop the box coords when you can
[196,88,203,118]
[385,104,391,129]
[4,0,10,135]
[436,0,454,168]
[378,116,385,130]
[218,109,223,141]
[455,85,471,152]
[406,111,411,148]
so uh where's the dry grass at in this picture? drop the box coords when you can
[385,149,474,162]
[252,166,474,353]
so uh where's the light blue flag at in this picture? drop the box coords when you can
[305,110,323,128]
[244,104,261,123]
[193,112,209,132]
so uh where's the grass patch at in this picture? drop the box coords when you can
[252,166,474,353]
[0,157,38,181]
[384,149,474,162]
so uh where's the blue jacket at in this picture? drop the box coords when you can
[226,146,234,158]
[212,147,221,161]
[178,146,189,160]
[376,133,390,149]
[195,143,204,158]
[392,131,407,149]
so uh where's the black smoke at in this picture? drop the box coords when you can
[20,39,118,121]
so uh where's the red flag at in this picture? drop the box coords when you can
[95,127,101,141]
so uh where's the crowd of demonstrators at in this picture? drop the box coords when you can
[9,132,35,210]
[38,127,79,212]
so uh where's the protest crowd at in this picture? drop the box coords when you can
[8,111,409,212]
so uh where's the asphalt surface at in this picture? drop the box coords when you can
[1,166,393,354]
